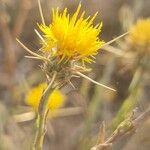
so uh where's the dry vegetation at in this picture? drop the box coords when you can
[0,0,150,150]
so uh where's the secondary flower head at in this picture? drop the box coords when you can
[128,19,150,50]
[39,3,104,63]
[25,83,65,112]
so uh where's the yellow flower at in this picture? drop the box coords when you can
[128,19,150,48]
[39,3,104,63]
[25,83,65,112]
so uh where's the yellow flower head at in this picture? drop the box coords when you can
[128,19,150,48]
[39,3,104,63]
[25,83,65,112]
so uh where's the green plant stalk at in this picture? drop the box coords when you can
[112,67,143,130]
[32,72,57,150]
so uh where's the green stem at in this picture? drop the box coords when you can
[112,67,143,129]
[32,72,57,150]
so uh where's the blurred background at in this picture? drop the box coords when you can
[0,0,150,150]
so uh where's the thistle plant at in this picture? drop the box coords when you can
[127,19,150,66]
[16,0,122,150]
[25,83,65,116]
[112,18,150,128]
[128,19,150,53]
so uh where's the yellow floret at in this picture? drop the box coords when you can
[39,3,104,63]
[129,19,150,48]
[25,83,64,112]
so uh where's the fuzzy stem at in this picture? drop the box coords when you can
[32,72,57,150]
